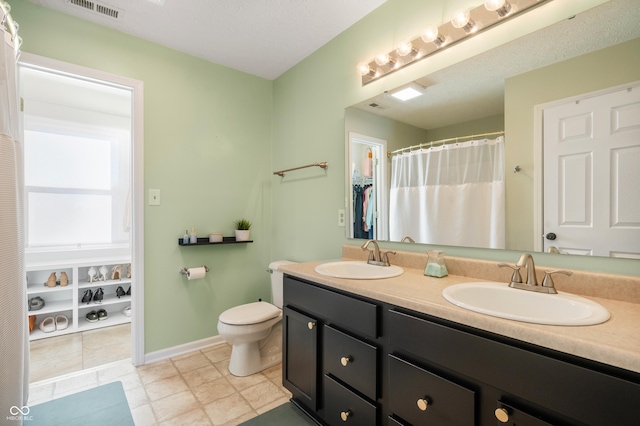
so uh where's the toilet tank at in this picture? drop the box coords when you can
[268,260,295,308]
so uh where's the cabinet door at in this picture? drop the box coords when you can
[283,306,319,411]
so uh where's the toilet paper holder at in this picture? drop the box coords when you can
[179,265,209,275]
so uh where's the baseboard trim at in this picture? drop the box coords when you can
[144,335,226,365]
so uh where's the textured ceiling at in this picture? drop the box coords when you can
[25,0,387,80]
[353,0,640,130]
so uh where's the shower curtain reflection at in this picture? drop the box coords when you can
[390,136,505,248]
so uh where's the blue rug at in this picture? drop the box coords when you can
[239,402,318,425]
[28,381,134,426]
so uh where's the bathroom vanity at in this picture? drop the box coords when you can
[280,256,640,426]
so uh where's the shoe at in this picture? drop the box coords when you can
[93,288,104,304]
[29,296,45,311]
[99,265,109,281]
[29,315,36,333]
[81,289,93,304]
[85,311,99,323]
[55,315,69,330]
[39,316,56,332]
[126,286,131,296]
[45,272,57,288]
[115,286,126,298]
[126,264,131,278]
[122,306,132,317]
[111,265,122,280]
[97,309,108,321]
[88,266,97,283]
[59,271,69,286]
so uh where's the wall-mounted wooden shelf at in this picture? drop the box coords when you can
[178,237,253,246]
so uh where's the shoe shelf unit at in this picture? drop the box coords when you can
[26,257,132,341]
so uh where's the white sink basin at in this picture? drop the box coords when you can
[315,261,403,280]
[442,282,610,326]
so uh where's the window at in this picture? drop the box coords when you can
[21,67,132,249]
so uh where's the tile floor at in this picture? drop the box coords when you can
[29,323,132,383]
[28,343,292,426]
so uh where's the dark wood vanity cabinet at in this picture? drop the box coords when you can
[283,275,640,426]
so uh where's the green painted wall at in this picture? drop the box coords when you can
[13,1,274,353]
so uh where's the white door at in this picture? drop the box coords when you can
[543,83,640,258]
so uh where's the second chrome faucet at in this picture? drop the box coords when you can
[361,240,395,267]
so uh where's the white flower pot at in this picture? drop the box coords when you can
[235,230,251,241]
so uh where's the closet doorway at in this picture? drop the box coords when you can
[19,54,144,382]
[348,132,388,241]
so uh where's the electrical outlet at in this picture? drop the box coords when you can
[149,189,161,206]
[338,209,345,227]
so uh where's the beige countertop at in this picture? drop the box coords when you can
[279,257,640,375]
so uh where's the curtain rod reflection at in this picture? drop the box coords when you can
[389,131,504,157]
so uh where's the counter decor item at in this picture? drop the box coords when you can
[183,229,190,244]
[234,218,252,241]
[190,228,198,244]
[424,250,448,277]
[209,233,223,243]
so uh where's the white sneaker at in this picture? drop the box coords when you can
[122,306,132,317]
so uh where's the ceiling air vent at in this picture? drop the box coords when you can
[65,0,122,20]
[368,102,389,111]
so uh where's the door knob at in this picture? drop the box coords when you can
[307,321,316,330]
[545,232,557,240]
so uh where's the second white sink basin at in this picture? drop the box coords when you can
[315,261,403,280]
[442,282,610,326]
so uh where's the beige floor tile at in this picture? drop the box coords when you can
[159,407,213,426]
[192,377,236,405]
[151,390,199,423]
[53,371,98,396]
[173,352,212,374]
[124,385,149,409]
[97,360,138,382]
[202,345,232,363]
[83,342,131,369]
[256,397,289,414]
[203,393,254,426]
[261,363,282,381]
[213,359,231,376]
[29,351,84,383]
[100,371,142,391]
[131,403,157,426]
[240,380,286,410]
[225,371,267,392]
[181,364,222,388]
[145,374,189,401]
[139,362,180,385]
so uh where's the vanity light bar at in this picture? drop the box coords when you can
[359,0,553,85]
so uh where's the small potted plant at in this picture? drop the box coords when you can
[234,219,252,241]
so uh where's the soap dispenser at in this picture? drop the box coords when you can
[424,250,448,278]
[183,229,189,245]
[190,228,197,244]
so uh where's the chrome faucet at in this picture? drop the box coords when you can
[401,236,415,243]
[361,240,395,266]
[498,253,572,294]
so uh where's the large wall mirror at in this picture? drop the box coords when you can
[345,0,640,258]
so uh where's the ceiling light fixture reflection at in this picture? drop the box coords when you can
[389,84,424,101]
[485,0,512,17]
[451,9,476,34]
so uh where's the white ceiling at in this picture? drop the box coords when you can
[353,0,640,130]
[26,0,387,80]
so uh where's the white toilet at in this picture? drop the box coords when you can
[217,260,294,376]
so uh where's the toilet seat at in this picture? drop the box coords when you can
[219,301,281,325]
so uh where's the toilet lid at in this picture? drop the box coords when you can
[219,301,281,325]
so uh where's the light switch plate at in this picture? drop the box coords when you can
[149,189,161,206]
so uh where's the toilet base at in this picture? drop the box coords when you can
[228,323,282,377]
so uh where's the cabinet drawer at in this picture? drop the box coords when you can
[495,401,554,426]
[285,276,378,338]
[323,325,378,400]
[388,355,475,426]
[323,375,377,426]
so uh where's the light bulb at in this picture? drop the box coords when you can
[375,53,390,66]
[421,27,446,48]
[485,0,511,17]
[357,62,375,77]
[396,42,413,57]
[451,9,476,33]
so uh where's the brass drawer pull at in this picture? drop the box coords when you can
[340,356,352,366]
[307,321,316,330]
[340,410,352,422]
[417,397,431,411]
[495,407,510,423]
